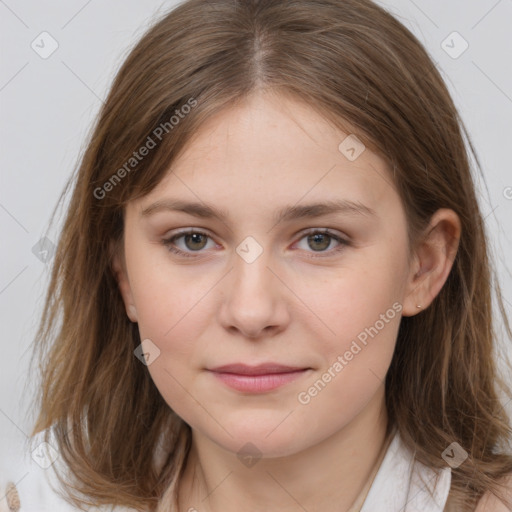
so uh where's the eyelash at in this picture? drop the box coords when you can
[161,228,350,259]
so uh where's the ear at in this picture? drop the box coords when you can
[402,208,461,317]
[110,239,138,323]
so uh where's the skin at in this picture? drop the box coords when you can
[113,89,461,512]
[476,478,512,511]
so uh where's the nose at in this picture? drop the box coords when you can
[217,248,291,340]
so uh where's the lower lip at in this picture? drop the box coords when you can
[209,370,309,393]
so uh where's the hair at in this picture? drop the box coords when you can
[30,0,512,510]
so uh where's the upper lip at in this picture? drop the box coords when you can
[208,363,309,375]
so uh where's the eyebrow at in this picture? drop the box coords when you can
[140,198,376,224]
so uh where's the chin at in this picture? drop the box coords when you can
[197,413,318,460]
[220,433,305,460]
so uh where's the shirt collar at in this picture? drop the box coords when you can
[360,430,452,512]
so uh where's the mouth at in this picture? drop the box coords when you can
[207,363,312,393]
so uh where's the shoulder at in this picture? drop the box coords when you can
[475,475,512,512]
[0,429,137,512]
[0,428,79,511]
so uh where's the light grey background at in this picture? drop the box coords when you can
[1,0,511,475]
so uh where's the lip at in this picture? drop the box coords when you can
[207,363,311,393]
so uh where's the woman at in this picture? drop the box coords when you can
[2,0,512,510]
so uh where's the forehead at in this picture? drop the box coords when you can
[131,91,399,220]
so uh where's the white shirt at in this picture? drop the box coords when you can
[361,431,451,511]
[1,428,451,511]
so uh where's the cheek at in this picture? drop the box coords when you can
[291,243,407,419]
[302,244,407,354]
[132,269,209,416]
[305,283,401,397]
[125,245,213,397]
[126,240,211,339]
[294,271,403,434]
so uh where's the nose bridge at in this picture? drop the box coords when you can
[218,236,289,338]
[231,234,274,290]
[231,239,276,306]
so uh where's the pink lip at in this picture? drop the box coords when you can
[207,363,311,393]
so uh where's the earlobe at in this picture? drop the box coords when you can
[402,209,461,317]
[111,244,139,323]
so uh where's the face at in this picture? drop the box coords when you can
[114,90,416,458]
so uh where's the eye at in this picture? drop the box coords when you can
[162,230,216,258]
[162,228,350,259]
[293,229,349,258]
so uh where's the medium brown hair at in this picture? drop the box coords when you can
[31,0,512,510]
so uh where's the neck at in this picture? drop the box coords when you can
[178,385,390,512]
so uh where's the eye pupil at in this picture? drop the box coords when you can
[308,233,330,251]
[185,233,207,250]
